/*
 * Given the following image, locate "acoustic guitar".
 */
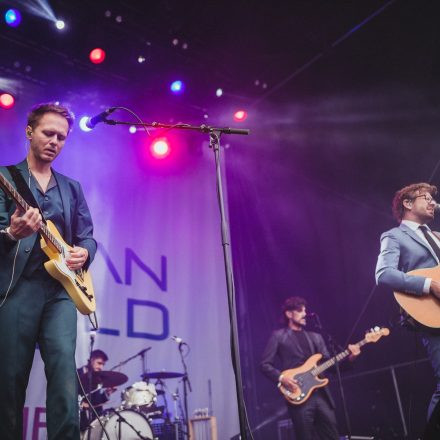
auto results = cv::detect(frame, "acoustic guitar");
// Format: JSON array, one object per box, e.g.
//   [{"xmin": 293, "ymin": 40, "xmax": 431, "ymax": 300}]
[
  {"xmin": 278, "ymin": 327, "xmax": 389, "ymax": 405},
  {"xmin": 394, "ymin": 265, "xmax": 440, "ymax": 328},
  {"xmin": 0, "ymin": 171, "xmax": 95, "ymax": 315}
]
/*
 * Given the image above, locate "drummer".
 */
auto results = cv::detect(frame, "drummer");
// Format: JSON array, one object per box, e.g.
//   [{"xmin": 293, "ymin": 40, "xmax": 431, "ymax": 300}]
[{"xmin": 77, "ymin": 349, "xmax": 116, "ymax": 431}]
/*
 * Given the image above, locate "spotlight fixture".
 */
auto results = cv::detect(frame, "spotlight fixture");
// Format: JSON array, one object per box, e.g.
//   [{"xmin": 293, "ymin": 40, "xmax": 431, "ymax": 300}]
[
  {"xmin": 170, "ymin": 80, "xmax": 184, "ymax": 94},
  {"xmin": 79, "ymin": 116, "xmax": 92, "ymax": 132},
  {"xmin": 151, "ymin": 138, "xmax": 170, "ymax": 159},
  {"xmin": 89, "ymin": 48, "xmax": 106, "ymax": 64},
  {"xmin": 233, "ymin": 110, "xmax": 248, "ymax": 122},
  {"xmin": 172, "ymin": 38, "xmax": 179, "ymax": 46},
  {"xmin": 0, "ymin": 93, "xmax": 16, "ymax": 109},
  {"xmin": 137, "ymin": 55, "xmax": 146, "ymax": 64},
  {"xmin": 129, "ymin": 126, "xmax": 137, "ymax": 134},
  {"xmin": 115, "ymin": 15, "xmax": 122, "ymax": 23},
  {"xmin": 216, "ymin": 88, "xmax": 223, "ymax": 97},
  {"xmin": 5, "ymin": 9, "xmax": 21, "ymax": 27},
  {"xmin": 55, "ymin": 20, "xmax": 65, "ymax": 30}
]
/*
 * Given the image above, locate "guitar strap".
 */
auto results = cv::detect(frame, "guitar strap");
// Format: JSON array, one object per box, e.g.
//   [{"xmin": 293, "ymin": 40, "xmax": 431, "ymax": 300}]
[
  {"xmin": 303, "ymin": 331, "xmax": 316, "ymax": 356},
  {"xmin": 6, "ymin": 165, "xmax": 47, "ymax": 224}
]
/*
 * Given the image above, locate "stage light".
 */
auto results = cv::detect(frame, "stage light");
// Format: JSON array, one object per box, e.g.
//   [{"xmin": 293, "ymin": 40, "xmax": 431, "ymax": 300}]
[
  {"xmin": 79, "ymin": 116, "xmax": 92, "ymax": 132},
  {"xmin": 170, "ymin": 80, "xmax": 184, "ymax": 94},
  {"xmin": 182, "ymin": 42, "xmax": 188, "ymax": 50},
  {"xmin": 216, "ymin": 88, "xmax": 223, "ymax": 97},
  {"xmin": 137, "ymin": 55, "xmax": 146, "ymax": 64},
  {"xmin": 129, "ymin": 126, "xmax": 137, "ymax": 134},
  {"xmin": 89, "ymin": 48, "xmax": 106, "ymax": 64},
  {"xmin": 233, "ymin": 110, "xmax": 248, "ymax": 122},
  {"xmin": 151, "ymin": 138, "xmax": 170, "ymax": 159},
  {"xmin": 5, "ymin": 9, "xmax": 21, "ymax": 27},
  {"xmin": 172, "ymin": 38, "xmax": 179, "ymax": 46},
  {"xmin": 55, "ymin": 20, "xmax": 65, "ymax": 30},
  {"xmin": 0, "ymin": 93, "xmax": 15, "ymax": 109}
]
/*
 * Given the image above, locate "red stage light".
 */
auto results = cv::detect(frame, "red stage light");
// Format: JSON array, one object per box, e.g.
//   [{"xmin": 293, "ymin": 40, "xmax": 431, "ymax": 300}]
[
  {"xmin": 233, "ymin": 110, "xmax": 248, "ymax": 122},
  {"xmin": 0, "ymin": 93, "xmax": 15, "ymax": 109},
  {"xmin": 151, "ymin": 138, "xmax": 170, "ymax": 159},
  {"xmin": 89, "ymin": 48, "xmax": 106, "ymax": 64}
]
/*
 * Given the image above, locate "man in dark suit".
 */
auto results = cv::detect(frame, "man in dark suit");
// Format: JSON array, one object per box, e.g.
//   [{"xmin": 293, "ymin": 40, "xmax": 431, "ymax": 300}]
[
  {"xmin": 261, "ymin": 296, "xmax": 360, "ymax": 440},
  {"xmin": 0, "ymin": 103, "xmax": 96, "ymax": 440},
  {"xmin": 376, "ymin": 182, "xmax": 440, "ymax": 419}
]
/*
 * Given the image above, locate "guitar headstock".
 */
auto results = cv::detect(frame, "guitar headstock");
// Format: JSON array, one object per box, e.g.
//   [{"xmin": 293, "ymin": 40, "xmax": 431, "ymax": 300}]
[{"xmin": 365, "ymin": 326, "xmax": 390, "ymax": 343}]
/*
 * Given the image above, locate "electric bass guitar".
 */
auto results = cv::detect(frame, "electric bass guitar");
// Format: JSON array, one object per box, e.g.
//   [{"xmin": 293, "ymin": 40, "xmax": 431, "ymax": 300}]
[
  {"xmin": 394, "ymin": 265, "xmax": 440, "ymax": 328},
  {"xmin": 0, "ymin": 171, "xmax": 96, "ymax": 315},
  {"xmin": 278, "ymin": 326, "xmax": 389, "ymax": 405}
]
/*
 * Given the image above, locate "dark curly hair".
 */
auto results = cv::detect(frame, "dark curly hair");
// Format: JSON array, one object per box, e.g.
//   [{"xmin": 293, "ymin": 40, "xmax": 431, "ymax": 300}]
[
  {"xmin": 281, "ymin": 296, "xmax": 307, "ymax": 325},
  {"xmin": 391, "ymin": 183, "xmax": 437, "ymax": 222}
]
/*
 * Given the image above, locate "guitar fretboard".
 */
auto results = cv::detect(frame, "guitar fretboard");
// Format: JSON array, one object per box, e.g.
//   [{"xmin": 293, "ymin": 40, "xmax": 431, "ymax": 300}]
[
  {"xmin": 311, "ymin": 338, "xmax": 369, "ymax": 376},
  {"xmin": 0, "ymin": 172, "xmax": 63, "ymax": 253}
]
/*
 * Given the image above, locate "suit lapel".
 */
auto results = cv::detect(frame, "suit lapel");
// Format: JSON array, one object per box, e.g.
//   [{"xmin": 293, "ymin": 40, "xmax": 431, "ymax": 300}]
[
  {"xmin": 400, "ymin": 223, "xmax": 438, "ymax": 261},
  {"xmin": 52, "ymin": 170, "xmax": 72, "ymax": 244}
]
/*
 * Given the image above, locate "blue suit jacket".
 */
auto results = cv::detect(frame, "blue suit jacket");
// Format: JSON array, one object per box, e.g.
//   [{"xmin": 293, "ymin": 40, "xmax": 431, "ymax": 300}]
[
  {"xmin": 0, "ymin": 160, "xmax": 97, "ymax": 296},
  {"xmin": 375, "ymin": 223, "xmax": 439, "ymax": 295}
]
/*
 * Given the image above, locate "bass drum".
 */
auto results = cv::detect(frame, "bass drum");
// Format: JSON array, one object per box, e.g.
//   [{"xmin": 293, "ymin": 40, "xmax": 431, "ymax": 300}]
[{"xmin": 81, "ymin": 409, "xmax": 153, "ymax": 440}]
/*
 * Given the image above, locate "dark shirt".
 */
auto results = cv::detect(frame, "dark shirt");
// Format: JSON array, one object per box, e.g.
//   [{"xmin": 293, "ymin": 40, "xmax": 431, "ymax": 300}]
[
  {"xmin": 22, "ymin": 173, "xmax": 65, "ymax": 277},
  {"xmin": 260, "ymin": 327, "xmax": 331, "ymax": 383}
]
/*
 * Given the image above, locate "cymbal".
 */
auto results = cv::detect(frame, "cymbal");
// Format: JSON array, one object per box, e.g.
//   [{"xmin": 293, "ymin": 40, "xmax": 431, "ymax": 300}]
[
  {"xmin": 142, "ymin": 371, "xmax": 184, "ymax": 379},
  {"xmin": 92, "ymin": 371, "xmax": 128, "ymax": 388}
]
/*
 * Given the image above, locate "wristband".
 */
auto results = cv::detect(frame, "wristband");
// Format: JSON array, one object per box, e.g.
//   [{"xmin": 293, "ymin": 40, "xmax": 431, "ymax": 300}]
[{"xmin": 1, "ymin": 227, "xmax": 18, "ymax": 241}]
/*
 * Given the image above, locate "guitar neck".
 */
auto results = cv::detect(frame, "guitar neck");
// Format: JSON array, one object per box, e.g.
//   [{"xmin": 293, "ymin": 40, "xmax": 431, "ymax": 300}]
[
  {"xmin": 0, "ymin": 172, "xmax": 63, "ymax": 253},
  {"xmin": 312, "ymin": 337, "xmax": 368, "ymax": 376}
]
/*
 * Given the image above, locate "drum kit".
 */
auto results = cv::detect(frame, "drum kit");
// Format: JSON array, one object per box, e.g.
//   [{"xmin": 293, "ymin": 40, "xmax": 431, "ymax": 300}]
[{"xmin": 80, "ymin": 369, "xmax": 186, "ymax": 440}]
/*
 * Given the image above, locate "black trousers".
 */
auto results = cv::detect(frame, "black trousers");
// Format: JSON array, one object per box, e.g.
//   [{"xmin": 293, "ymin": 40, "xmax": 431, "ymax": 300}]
[
  {"xmin": 287, "ymin": 390, "xmax": 339, "ymax": 440},
  {"xmin": 0, "ymin": 271, "xmax": 79, "ymax": 440}
]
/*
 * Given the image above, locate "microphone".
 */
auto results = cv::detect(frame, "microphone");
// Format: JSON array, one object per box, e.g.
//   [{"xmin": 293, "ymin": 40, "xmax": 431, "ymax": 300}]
[
  {"xmin": 171, "ymin": 335, "xmax": 187, "ymax": 345},
  {"xmin": 90, "ymin": 330, "xmax": 96, "ymax": 342},
  {"xmin": 85, "ymin": 107, "xmax": 116, "ymax": 129}
]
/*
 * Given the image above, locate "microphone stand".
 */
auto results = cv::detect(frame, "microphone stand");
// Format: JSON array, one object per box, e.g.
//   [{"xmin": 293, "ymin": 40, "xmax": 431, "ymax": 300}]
[
  {"xmin": 87, "ymin": 332, "xmax": 95, "ymax": 426},
  {"xmin": 177, "ymin": 342, "xmax": 192, "ymax": 439},
  {"xmin": 311, "ymin": 314, "xmax": 352, "ymax": 440},
  {"xmin": 109, "ymin": 347, "xmax": 151, "ymax": 372},
  {"xmin": 99, "ymin": 112, "xmax": 251, "ymax": 439}
]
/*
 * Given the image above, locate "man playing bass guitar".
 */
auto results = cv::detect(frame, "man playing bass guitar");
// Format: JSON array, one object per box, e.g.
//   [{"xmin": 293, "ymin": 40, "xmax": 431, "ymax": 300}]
[{"xmin": 261, "ymin": 296, "xmax": 360, "ymax": 440}]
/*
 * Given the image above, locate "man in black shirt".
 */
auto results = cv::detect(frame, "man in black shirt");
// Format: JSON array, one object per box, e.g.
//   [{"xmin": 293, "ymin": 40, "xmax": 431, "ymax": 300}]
[{"xmin": 261, "ymin": 296, "xmax": 360, "ymax": 440}]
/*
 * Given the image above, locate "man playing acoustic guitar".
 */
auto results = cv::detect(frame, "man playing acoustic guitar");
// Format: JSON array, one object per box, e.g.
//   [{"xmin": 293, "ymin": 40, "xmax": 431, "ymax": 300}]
[
  {"xmin": 376, "ymin": 182, "xmax": 440, "ymax": 420},
  {"xmin": 261, "ymin": 296, "xmax": 360, "ymax": 440},
  {"xmin": 0, "ymin": 103, "xmax": 96, "ymax": 440}
]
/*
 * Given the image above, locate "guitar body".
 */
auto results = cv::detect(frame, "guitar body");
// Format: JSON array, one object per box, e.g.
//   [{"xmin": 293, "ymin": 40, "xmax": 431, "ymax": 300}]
[
  {"xmin": 394, "ymin": 265, "xmax": 440, "ymax": 328},
  {"xmin": 279, "ymin": 353, "xmax": 329, "ymax": 405},
  {"xmin": 41, "ymin": 220, "xmax": 96, "ymax": 315}
]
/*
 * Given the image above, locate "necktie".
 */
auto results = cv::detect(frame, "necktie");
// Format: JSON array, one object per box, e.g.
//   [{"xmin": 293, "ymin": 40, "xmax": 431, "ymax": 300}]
[{"xmin": 419, "ymin": 225, "xmax": 440, "ymax": 261}]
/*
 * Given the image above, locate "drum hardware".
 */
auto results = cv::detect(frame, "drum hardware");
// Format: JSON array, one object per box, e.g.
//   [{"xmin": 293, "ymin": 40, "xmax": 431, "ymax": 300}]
[
  {"xmin": 122, "ymin": 381, "xmax": 158, "ymax": 410},
  {"xmin": 81, "ymin": 408, "xmax": 154, "ymax": 440},
  {"xmin": 142, "ymin": 371, "xmax": 184, "ymax": 380}
]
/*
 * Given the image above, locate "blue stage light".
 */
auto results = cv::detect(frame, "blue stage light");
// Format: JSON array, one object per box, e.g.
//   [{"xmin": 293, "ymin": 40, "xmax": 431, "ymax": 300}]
[
  {"xmin": 5, "ymin": 9, "xmax": 22, "ymax": 27},
  {"xmin": 170, "ymin": 80, "xmax": 184, "ymax": 94},
  {"xmin": 79, "ymin": 116, "xmax": 92, "ymax": 132}
]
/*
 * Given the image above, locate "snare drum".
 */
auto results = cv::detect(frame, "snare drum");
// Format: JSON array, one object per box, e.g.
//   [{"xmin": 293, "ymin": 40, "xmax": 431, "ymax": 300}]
[
  {"xmin": 121, "ymin": 381, "xmax": 157, "ymax": 408},
  {"xmin": 81, "ymin": 409, "xmax": 153, "ymax": 440}
]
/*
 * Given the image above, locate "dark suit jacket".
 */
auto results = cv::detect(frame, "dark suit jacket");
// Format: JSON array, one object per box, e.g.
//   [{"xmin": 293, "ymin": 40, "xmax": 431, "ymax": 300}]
[
  {"xmin": 261, "ymin": 327, "xmax": 335, "ymax": 407},
  {"xmin": 0, "ymin": 159, "xmax": 97, "ymax": 296}
]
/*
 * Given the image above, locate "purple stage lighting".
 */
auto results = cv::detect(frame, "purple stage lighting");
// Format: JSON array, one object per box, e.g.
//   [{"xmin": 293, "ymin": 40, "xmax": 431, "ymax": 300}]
[
  {"xmin": 170, "ymin": 80, "xmax": 184, "ymax": 94},
  {"xmin": 5, "ymin": 9, "xmax": 22, "ymax": 27}
]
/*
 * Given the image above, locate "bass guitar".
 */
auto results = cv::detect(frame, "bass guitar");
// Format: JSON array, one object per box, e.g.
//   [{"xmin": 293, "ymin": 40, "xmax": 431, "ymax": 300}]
[
  {"xmin": 278, "ymin": 326, "xmax": 389, "ymax": 405},
  {"xmin": 394, "ymin": 265, "xmax": 440, "ymax": 328},
  {"xmin": 0, "ymin": 171, "xmax": 95, "ymax": 315}
]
